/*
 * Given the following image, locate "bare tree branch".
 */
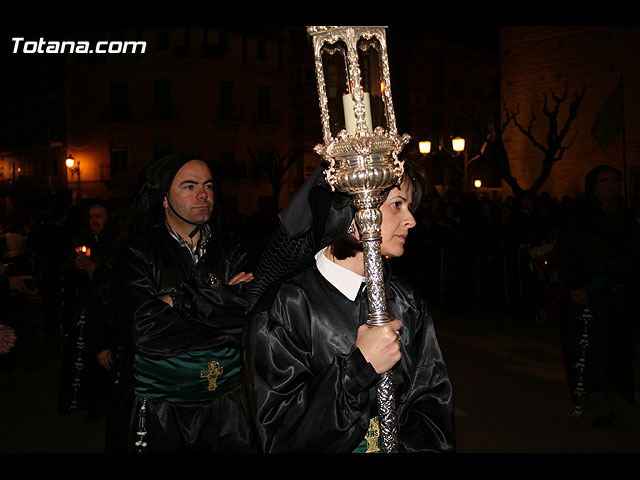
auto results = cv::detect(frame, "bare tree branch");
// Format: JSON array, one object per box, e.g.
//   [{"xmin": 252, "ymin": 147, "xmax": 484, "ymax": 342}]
[
  {"xmin": 248, "ymin": 147, "xmax": 298, "ymax": 211},
  {"xmin": 488, "ymin": 81, "xmax": 585, "ymax": 196}
]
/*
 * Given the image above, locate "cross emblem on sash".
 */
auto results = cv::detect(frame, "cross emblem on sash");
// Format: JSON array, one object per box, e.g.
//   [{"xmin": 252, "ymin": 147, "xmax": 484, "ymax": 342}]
[
  {"xmin": 365, "ymin": 417, "xmax": 381, "ymax": 453},
  {"xmin": 200, "ymin": 361, "xmax": 223, "ymax": 391}
]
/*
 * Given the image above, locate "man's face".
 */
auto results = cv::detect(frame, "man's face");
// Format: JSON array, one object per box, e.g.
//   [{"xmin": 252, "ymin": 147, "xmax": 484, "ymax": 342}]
[
  {"xmin": 593, "ymin": 170, "xmax": 621, "ymax": 205},
  {"xmin": 89, "ymin": 205, "xmax": 108, "ymax": 236},
  {"xmin": 163, "ymin": 159, "xmax": 215, "ymax": 226}
]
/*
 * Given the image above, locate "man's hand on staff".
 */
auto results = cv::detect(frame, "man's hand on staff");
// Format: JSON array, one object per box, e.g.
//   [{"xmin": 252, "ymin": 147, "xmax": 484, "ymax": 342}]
[{"xmin": 356, "ymin": 319, "xmax": 402, "ymax": 374}]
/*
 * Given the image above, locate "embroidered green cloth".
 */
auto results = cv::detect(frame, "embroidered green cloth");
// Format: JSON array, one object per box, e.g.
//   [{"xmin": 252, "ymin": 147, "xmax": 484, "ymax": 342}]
[{"xmin": 134, "ymin": 348, "xmax": 242, "ymax": 403}]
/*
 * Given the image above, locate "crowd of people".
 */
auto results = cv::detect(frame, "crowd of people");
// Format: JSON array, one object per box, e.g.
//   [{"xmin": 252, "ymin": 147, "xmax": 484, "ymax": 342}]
[
  {"xmin": 0, "ymin": 196, "xmax": 131, "ymax": 447},
  {"xmin": 395, "ymin": 165, "xmax": 639, "ymax": 429},
  {"xmin": 395, "ymin": 185, "xmax": 636, "ymax": 319},
  {"xmin": 0, "ymin": 157, "xmax": 638, "ymax": 450}
]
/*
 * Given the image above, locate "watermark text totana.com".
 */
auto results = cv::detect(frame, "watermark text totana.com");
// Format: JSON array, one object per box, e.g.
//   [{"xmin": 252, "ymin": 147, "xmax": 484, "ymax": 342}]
[{"xmin": 12, "ymin": 37, "xmax": 147, "ymax": 54}]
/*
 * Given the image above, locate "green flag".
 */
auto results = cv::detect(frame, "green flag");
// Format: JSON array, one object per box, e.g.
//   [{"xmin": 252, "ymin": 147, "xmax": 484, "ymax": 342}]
[{"xmin": 591, "ymin": 77, "xmax": 624, "ymax": 150}]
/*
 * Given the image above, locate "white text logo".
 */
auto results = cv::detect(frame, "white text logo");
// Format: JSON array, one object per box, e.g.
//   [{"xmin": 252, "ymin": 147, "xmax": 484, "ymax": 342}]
[{"xmin": 12, "ymin": 37, "xmax": 147, "ymax": 54}]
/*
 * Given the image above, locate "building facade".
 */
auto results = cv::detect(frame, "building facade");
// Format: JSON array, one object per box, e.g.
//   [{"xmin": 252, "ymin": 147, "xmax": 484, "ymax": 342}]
[
  {"xmin": 500, "ymin": 26, "xmax": 640, "ymax": 204},
  {"xmin": 1, "ymin": 25, "xmax": 501, "ymax": 220},
  {"xmin": 64, "ymin": 26, "xmax": 294, "ymax": 216}
]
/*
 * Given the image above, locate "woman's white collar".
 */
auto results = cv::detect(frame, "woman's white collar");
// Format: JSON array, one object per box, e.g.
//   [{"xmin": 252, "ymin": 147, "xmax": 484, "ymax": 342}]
[{"xmin": 315, "ymin": 247, "xmax": 364, "ymax": 301}]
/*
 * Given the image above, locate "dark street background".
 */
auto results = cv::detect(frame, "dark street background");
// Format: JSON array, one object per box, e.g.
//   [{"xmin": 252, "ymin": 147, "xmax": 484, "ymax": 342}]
[{"xmin": 2, "ymin": 291, "xmax": 640, "ymax": 454}]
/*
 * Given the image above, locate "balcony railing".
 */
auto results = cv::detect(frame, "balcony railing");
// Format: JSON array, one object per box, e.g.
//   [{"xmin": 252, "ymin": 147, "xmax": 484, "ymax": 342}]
[
  {"xmin": 100, "ymin": 164, "xmax": 132, "ymax": 181},
  {"xmin": 0, "ymin": 175, "xmax": 63, "ymax": 195}
]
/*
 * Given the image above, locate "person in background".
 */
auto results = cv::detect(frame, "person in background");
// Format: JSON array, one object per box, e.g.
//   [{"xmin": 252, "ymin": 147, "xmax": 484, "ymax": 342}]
[
  {"xmin": 2, "ymin": 219, "xmax": 25, "ymax": 262},
  {"xmin": 32, "ymin": 205, "xmax": 72, "ymax": 344},
  {"xmin": 559, "ymin": 165, "xmax": 638, "ymax": 430},
  {"xmin": 58, "ymin": 201, "xmax": 112, "ymax": 421},
  {"xmin": 85, "ymin": 203, "xmax": 135, "ymax": 451},
  {"xmin": 0, "ymin": 324, "xmax": 16, "ymax": 355}
]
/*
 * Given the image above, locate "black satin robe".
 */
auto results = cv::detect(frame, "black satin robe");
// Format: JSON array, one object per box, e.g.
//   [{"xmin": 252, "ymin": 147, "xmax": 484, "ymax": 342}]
[
  {"xmin": 112, "ymin": 222, "xmax": 255, "ymax": 452},
  {"xmin": 243, "ymin": 264, "xmax": 456, "ymax": 453}
]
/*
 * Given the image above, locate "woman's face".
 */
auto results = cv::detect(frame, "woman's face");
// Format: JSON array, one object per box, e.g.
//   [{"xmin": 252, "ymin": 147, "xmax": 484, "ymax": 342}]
[{"xmin": 379, "ymin": 180, "xmax": 416, "ymax": 257}]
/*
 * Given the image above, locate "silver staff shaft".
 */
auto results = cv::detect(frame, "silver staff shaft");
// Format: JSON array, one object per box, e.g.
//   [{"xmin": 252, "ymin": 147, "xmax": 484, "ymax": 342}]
[
  {"xmin": 354, "ymin": 191, "xmax": 399, "ymax": 453},
  {"xmin": 306, "ymin": 25, "xmax": 411, "ymax": 452}
]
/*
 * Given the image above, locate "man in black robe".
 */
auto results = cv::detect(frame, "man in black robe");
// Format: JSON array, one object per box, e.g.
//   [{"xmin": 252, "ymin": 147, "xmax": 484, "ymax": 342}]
[
  {"xmin": 559, "ymin": 165, "xmax": 638, "ymax": 429},
  {"xmin": 112, "ymin": 153, "xmax": 256, "ymax": 452}
]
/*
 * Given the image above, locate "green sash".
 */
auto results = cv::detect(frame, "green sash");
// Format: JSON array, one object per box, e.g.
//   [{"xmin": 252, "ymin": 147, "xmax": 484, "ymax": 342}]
[
  {"xmin": 353, "ymin": 416, "xmax": 381, "ymax": 453},
  {"xmin": 134, "ymin": 347, "xmax": 242, "ymax": 403}
]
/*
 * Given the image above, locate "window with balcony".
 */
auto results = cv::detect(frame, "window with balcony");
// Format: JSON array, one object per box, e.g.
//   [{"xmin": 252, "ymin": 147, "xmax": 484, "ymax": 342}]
[
  {"xmin": 220, "ymin": 81, "xmax": 234, "ymax": 121},
  {"xmin": 154, "ymin": 79, "xmax": 173, "ymax": 120},
  {"xmin": 257, "ymin": 39, "xmax": 266, "ymax": 61},
  {"xmin": 257, "ymin": 85, "xmax": 271, "ymax": 123},
  {"xmin": 153, "ymin": 136, "xmax": 173, "ymax": 162},
  {"xmin": 109, "ymin": 81, "xmax": 129, "ymax": 121},
  {"xmin": 156, "ymin": 30, "xmax": 169, "ymax": 51},
  {"xmin": 110, "ymin": 150, "xmax": 128, "ymax": 179}
]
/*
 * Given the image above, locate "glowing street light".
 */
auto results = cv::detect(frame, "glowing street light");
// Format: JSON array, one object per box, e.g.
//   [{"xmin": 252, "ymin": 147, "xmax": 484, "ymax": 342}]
[
  {"xmin": 452, "ymin": 136, "xmax": 465, "ymax": 152},
  {"xmin": 65, "ymin": 154, "xmax": 75, "ymax": 168},
  {"xmin": 65, "ymin": 152, "xmax": 82, "ymax": 201},
  {"xmin": 66, "ymin": 154, "xmax": 80, "ymax": 178}
]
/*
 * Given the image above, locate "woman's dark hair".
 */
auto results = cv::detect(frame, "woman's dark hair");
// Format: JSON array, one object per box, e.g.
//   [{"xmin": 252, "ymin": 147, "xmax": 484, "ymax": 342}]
[{"xmin": 330, "ymin": 156, "xmax": 425, "ymax": 260}]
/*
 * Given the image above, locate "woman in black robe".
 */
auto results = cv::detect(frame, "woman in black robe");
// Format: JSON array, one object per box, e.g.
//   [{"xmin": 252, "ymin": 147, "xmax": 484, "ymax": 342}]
[{"xmin": 242, "ymin": 159, "xmax": 455, "ymax": 453}]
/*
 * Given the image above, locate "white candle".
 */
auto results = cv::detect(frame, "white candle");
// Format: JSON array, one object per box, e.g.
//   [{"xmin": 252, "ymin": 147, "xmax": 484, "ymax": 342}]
[{"xmin": 342, "ymin": 92, "xmax": 373, "ymax": 135}]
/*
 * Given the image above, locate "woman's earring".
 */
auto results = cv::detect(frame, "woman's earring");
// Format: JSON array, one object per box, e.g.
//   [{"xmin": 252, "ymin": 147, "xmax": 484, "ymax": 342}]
[{"xmin": 347, "ymin": 223, "xmax": 356, "ymax": 235}]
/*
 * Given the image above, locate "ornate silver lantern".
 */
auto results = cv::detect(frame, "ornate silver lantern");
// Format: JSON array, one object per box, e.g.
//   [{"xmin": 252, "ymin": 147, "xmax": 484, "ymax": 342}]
[{"xmin": 307, "ymin": 25, "xmax": 411, "ymax": 453}]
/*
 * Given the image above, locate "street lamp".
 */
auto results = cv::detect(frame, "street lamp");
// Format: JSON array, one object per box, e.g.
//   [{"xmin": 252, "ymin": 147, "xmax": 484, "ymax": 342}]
[
  {"xmin": 419, "ymin": 136, "xmax": 464, "ymax": 156},
  {"xmin": 450, "ymin": 137, "xmax": 479, "ymax": 192},
  {"xmin": 450, "ymin": 136, "xmax": 468, "ymax": 184},
  {"xmin": 65, "ymin": 153, "xmax": 82, "ymax": 202},
  {"xmin": 452, "ymin": 136, "xmax": 465, "ymax": 153},
  {"xmin": 418, "ymin": 136, "xmax": 465, "ymax": 196},
  {"xmin": 65, "ymin": 154, "xmax": 80, "ymax": 179},
  {"xmin": 421, "ymin": 135, "xmax": 485, "ymax": 193}
]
